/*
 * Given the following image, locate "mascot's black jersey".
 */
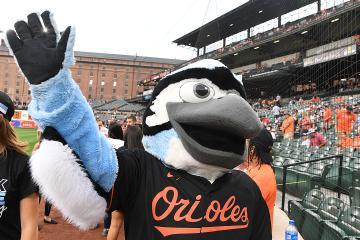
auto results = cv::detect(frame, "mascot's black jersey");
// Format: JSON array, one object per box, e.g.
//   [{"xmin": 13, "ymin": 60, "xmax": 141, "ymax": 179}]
[{"xmin": 110, "ymin": 149, "xmax": 271, "ymax": 240}]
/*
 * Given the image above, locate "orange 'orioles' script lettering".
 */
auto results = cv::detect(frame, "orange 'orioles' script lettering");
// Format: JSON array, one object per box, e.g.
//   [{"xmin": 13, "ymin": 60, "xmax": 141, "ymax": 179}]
[{"xmin": 152, "ymin": 186, "xmax": 249, "ymax": 236}]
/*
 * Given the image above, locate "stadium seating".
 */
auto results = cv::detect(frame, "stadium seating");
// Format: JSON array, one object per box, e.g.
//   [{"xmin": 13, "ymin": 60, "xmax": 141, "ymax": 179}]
[
  {"xmin": 352, "ymin": 171, "xmax": 360, "ymax": 188},
  {"xmin": 296, "ymin": 163, "xmax": 326, "ymax": 196},
  {"xmin": 349, "ymin": 187, "xmax": 360, "ymax": 207},
  {"xmin": 97, "ymin": 99, "xmax": 128, "ymax": 111},
  {"xmin": 302, "ymin": 197, "xmax": 345, "ymax": 240},
  {"xmin": 321, "ymin": 206, "xmax": 360, "ymax": 240},
  {"xmin": 286, "ymin": 163, "xmax": 310, "ymax": 196},
  {"xmin": 288, "ymin": 189, "xmax": 325, "ymax": 230},
  {"xmin": 273, "ymin": 159, "xmax": 298, "ymax": 188},
  {"xmin": 323, "ymin": 164, "xmax": 353, "ymax": 193}
]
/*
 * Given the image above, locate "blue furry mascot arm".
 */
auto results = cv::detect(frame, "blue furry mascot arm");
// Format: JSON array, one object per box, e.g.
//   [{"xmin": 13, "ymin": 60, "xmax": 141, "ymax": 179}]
[{"xmin": 6, "ymin": 11, "xmax": 118, "ymax": 229}]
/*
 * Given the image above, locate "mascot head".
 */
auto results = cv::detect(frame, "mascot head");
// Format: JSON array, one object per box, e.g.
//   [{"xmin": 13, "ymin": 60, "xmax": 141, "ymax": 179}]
[{"xmin": 142, "ymin": 59, "xmax": 262, "ymax": 181}]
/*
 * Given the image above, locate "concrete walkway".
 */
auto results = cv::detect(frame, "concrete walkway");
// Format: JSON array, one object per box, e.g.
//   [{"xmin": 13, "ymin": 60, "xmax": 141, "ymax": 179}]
[{"xmin": 273, "ymin": 207, "xmax": 304, "ymax": 240}]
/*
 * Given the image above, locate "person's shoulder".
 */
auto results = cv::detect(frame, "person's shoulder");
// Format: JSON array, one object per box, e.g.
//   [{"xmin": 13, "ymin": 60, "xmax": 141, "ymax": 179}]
[
  {"xmin": 116, "ymin": 149, "xmax": 159, "ymax": 164},
  {"xmin": 7, "ymin": 149, "xmax": 29, "ymax": 161},
  {"xmin": 259, "ymin": 164, "xmax": 276, "ymax": 179},
  {"xmin": 230, "ymin": 170, "xmax": 261, "ymax": 190},
  {"xmin": 5, "ymin": 149, "xmax": 30, "ymax": 169}
]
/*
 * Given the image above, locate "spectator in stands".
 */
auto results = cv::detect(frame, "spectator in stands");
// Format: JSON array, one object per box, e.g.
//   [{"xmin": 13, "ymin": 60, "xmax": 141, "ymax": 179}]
[
  {"xmin": 311, "ymin": 95, "xmax": 320, "ymax": 103},
  {"xmin": 323, "ymin": 104, "xmax": 332, "ymax": 131},
  {"xmin": 300, "ymin": 112, "xmax": 311, "ymax": 135},
  {"xmin": 276, "ymin": 94, "xmax": 281, "ymax": 103},
  {"xmin": 261, "ymin": 115, "xmax": 270, "ymax": 126},
  {"xmin": 126, "ymin": 115, "xmax": 137, "ymax": 127},
  {"xmin": 237, "ymin": 128, "xmax": 276, "ymax": 227},
  {"xmin": 293, "ymin": 109, "xmax": 299, "ymax": 127},
  {"xmin": 281, "ymin": 112, "xmax": 295, "ymax": 139},
  {"xmin": 298, "ymin": 97, "xmax": 304, "ymax": 106},
  {"xmin": 336, "ymin": 105, "xmax": 357, "ymax": 137},
  {"xmin": 97, "ymin": 120, "xmax": 109, "ymax": 137},
  {"xmin": 272, "ymin": 103, "xmax": 281, "ymax": 119},
  {"xmin": 301, "ymin": 134, "xmax": 311, "ymax": 147},
  {"xmin": 336, "ymin": 104, "xmax": 346, "ymax": 114},
  {"xmin": 309, "ymin": 128, "xmax": 327, "ymax": 148}
]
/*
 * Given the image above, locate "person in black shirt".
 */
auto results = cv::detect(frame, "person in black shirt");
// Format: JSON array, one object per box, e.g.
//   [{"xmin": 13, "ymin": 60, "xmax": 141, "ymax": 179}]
[{"xmin": 0, "ymin": 91, "xmax": 39, "ymax": 240}]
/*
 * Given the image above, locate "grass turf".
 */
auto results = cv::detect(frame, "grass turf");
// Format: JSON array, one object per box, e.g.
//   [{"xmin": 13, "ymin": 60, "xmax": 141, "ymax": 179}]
[{"xmin": 15, "ymin": 128, "xmax": 38, "ymax": 155}]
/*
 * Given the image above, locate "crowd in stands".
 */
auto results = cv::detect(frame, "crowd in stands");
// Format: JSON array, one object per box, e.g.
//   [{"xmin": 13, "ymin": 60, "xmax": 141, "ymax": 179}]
[
  {"xmin": 265, "ymin": 93, "xmax": 360, "ymax": 239},
  {"xmin": 254, "ymin": 93, "xmax": 360, "ymax": 150},
  {"xmin": 14, "ymin": 101, "xmax": 30, "ymax": 110}
]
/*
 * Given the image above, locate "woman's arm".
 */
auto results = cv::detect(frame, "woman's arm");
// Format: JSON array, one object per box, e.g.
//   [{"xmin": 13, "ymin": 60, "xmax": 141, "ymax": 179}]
[
  {"xmin": 20, "ymin": 193, "xmax": 39, "ymax": 240},
  {"xmin": 107, "ymin": 211, "xmax": 125, "ymax": 240}
]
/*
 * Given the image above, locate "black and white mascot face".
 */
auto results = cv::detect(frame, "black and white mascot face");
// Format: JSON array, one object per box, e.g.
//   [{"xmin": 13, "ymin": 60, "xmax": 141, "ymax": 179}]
[{"xmin": 143, "ymin": 59, "xmax": 262, "ymax": 182}]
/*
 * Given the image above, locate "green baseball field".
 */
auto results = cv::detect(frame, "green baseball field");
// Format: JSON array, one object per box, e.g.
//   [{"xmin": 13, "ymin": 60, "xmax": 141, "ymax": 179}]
[{"xmin": 15, "ymin": 128, "xmax": 38, "ymax": 155}]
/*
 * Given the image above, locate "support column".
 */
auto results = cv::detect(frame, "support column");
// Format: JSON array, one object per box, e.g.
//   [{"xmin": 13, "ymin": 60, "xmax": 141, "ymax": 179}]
[{"xmin": 278, "ymin": 16, "xmax": 281, "ymax": 27}]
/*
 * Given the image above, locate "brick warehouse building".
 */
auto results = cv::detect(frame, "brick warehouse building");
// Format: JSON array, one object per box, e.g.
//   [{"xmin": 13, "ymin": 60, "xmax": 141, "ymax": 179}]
[{"xmin": 0, "ymin": 42, "xmax": 184, "ymax": 104}]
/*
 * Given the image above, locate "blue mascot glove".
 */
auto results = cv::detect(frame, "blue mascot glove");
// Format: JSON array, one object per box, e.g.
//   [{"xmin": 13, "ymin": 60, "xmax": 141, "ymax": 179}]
[{"xmin": 6, "ymin": 11, "xmax": 70, "ymax": 85}]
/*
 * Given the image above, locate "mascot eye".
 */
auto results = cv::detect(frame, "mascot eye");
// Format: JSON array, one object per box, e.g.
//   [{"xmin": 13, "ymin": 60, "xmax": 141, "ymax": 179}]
[{"xmin": 179, "ymin": 82, "xmax": 214, "ymax": 103}]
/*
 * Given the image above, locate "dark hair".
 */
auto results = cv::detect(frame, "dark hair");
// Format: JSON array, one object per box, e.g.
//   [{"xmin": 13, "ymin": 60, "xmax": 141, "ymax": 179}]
[
  {"xmin": 127, "ymin": 115, "xmax": 137, "ymax": 122},
  {"xmin": 0, "ymin": 114, "xmax": 27, "ymax": 156},
  {"xmin": 124, "ymin": 125, "xmax": 144, "ymax": 150},
  {"xmin": 108, "ymin": 123, "xmax": 123, "ymax": 140}
]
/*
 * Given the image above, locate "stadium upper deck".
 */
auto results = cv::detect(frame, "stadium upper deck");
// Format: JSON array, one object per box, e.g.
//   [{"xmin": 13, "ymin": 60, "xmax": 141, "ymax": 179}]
[
  {"xmin": 174, "ymin": 0, "xmax": 318, "ymax": 49},
  {"xmin": 173, "ymin": 0, "xmax": 359, "ymax": 68},
  {"xmin": 138, "ymin": 0, "xmax": 359, "ymax": 101}
]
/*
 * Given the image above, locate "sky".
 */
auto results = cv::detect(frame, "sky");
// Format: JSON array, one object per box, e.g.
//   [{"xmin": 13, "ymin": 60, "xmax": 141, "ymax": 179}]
[{"xmin": 0, "ymin": 0, "xmax": 249, "ymax": 61}]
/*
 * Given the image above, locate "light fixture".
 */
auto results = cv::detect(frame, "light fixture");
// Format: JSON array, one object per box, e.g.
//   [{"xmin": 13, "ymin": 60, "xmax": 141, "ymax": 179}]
[
  {"xmin": 254, "ymin": 46, "xmax": 260, "ymax": 50},
  {"xmin": 234, "ymin": 53, "xmax": 238, "ymax": 56},
  {"xmin": 229, "ymin": 23, "xmax": 234, "ymax": 27},
  {"xmin": 258, "ymin": 10, "xmax": 263, "ymax": 13},
  {"xmin": 301, "ymin": 30, "xmax": 308, "ymax": 34},
  {"xmin": 274, "ymin": 40, "xmax": 280, "ymax": 43},
  {"xmin": 207, "ymin": 34, "xmax": 211, "ymax": 37},
  {"xmin": 331, "ymin": 18, "xmax": 339, "ymax": 23}
]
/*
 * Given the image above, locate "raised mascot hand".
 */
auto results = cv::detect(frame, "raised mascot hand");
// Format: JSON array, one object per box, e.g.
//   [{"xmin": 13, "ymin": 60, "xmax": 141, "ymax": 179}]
[{"xmin": 6, "ymin": 11, "xmax": 73, "ymax": 84}]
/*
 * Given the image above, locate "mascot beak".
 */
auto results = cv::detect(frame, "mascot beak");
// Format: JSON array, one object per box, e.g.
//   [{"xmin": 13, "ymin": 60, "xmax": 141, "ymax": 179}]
[{"xmin": 166, "ymin": 94, "xmax": 262, "ymax": 169}]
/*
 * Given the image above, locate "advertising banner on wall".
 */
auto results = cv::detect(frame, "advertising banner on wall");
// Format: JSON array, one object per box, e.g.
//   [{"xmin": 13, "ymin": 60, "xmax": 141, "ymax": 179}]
[{"xmin": 11, "ymin": 110, "xmax": 37, "ymax": 129}]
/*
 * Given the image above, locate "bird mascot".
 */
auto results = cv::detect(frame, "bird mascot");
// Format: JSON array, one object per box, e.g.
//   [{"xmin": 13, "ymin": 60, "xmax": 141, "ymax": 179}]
[{"xmin": 6, "ymin": 11, "xmax": 271, "ymax": 239}]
